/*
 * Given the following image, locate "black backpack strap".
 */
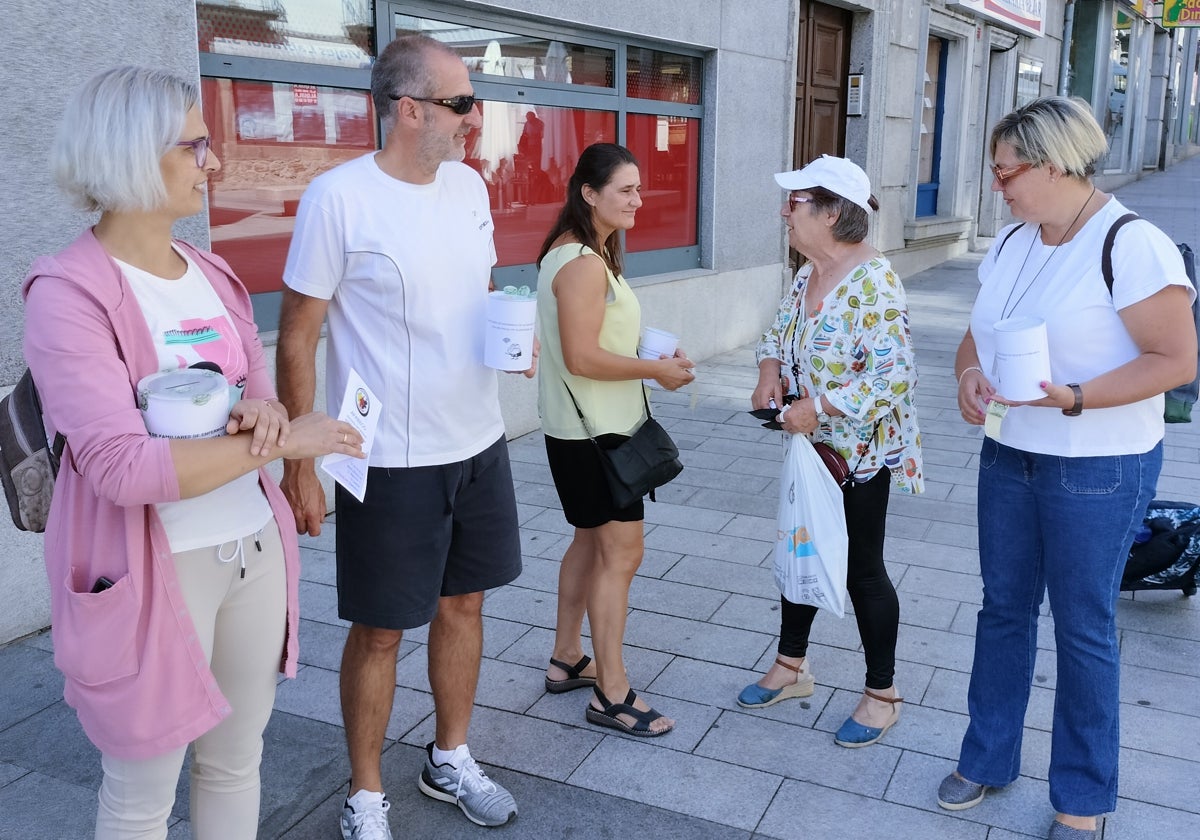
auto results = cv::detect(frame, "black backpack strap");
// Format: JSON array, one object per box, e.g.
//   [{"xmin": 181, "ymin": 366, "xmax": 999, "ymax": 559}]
[
  {"xmin": 1102, "ymin": 213, "xmax": 1141, "ymax": 297},
  {"xmin": 996, "ymin": 223, "xmax": 1024, "ymax": 255}
]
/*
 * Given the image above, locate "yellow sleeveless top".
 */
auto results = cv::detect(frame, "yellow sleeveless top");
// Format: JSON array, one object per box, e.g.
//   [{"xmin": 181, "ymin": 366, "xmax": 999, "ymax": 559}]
[{"xmin": 536, "ymin": 243, "xmax": 645, "ymax": 439}]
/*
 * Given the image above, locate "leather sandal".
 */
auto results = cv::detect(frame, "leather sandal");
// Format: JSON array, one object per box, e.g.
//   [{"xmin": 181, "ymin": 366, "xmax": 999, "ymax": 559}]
[
  {"xmin": 585, "ymin": 685, "xmax": 673, "ymax": 737},
  {"xmin": 544, "ymin": 655, "xmax": 596, "ymax": 694},
  {"xmin": 834, "ymin": 688, "xmax": 903, "ymax": 748},
  {"xmin": 736, "ymin": 657, "xmax": 815, "ymax": 709}
]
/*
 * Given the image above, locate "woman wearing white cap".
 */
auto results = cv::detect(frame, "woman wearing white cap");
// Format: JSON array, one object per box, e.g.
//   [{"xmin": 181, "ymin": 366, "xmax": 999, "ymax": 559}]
[{"xmin": 737, "ymin": 155, "xmax": 923, "ymax": 749}]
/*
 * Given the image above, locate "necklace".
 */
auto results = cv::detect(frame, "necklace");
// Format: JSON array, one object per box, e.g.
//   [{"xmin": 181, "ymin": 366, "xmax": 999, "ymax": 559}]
[{"xmin": 1000, "ymin": 186, "xmax": 1096, "ymax": 319}]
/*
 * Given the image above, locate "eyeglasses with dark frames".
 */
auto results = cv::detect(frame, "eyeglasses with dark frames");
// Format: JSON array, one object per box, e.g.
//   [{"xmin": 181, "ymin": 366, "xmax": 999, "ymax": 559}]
[
  {"xmin": 786, "ymin": 193, "xmax": 816, "ymax": 211},
  {"xmin": 388, "ymin": 93, "xmax": 478, "ymax": 115},
  {"xmin": 990, "ymin": 161, "xmax": 1035, "ymax": 186},
  {"xmin": 176, "ymin": 136, "xmax": 211, "ymax": 168}
]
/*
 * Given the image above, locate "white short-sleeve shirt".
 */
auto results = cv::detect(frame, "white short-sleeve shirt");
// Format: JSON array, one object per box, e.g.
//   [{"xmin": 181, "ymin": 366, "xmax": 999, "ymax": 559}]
[
  {"xmin": 283, "ymin": 155, "xmax": 504, "ymax": 467},
  {"xmin": 971, "ymin": 197, "xmax": 1193, "ymax": 457}
]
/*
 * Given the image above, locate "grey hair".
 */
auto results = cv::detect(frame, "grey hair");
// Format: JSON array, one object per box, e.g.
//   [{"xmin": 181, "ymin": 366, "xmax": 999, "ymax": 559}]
[
  {"xmin": 806, "ymin": 187, "xmax": 876, "ymax": 243},
  {"xmin": 989, "ymin": 96, "xmax": 1108, "ymax": 178},
  {"xmin": 51, "ymin": 66, "xmax": 197, "ymax": 213},
  {"xmin": 371, "ymin": 34, "xmax": 460, "ymax": 128}
]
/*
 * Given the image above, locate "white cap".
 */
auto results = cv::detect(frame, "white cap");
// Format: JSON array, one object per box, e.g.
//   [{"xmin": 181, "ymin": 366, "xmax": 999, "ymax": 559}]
[{"xmin": 774, "ymin": 154, "xmax": 873, "ymax": 213}]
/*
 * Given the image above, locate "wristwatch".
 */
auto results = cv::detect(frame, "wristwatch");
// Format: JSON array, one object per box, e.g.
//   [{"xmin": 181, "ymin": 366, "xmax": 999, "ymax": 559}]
[
  {"xmin": 814, "ymin": 396, "xmax": 831, "ymax": 424},
  {"xmin": 1062, "ymin": 383, "xmax": 1084, "ymax": 417}
]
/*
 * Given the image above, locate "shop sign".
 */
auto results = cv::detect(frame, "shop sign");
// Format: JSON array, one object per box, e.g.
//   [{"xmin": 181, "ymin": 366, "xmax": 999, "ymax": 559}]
[
  {"xmin": 293, "ymin": 85, "xmax": 319, "ymax": 107},
  {"xmin": 1162, "ymin": 0, "xmax": 1200, "ymax": 27},
  {"xmin": 948, "ymin": 0, "xmax": 1046, "ymax": 38}
]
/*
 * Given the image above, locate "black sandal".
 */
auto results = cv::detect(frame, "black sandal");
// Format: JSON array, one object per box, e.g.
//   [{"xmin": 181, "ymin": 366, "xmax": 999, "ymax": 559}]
[
  {"xmin": 545, "ymin": 655, "xmax": 597, "ymax": 694},
  {"xmin": 585, "ymin": 685, "xmax": 673, "ymax": 737}
]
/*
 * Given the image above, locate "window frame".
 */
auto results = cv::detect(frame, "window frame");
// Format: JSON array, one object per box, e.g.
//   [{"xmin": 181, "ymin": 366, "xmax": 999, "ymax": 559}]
[
  {"xmin": 199, "ymin": 1, "xmax": 708, "ymax": 325},
  {"xmin": 383, "ymin": 1, "xmax": 705, "ymax": 285}
]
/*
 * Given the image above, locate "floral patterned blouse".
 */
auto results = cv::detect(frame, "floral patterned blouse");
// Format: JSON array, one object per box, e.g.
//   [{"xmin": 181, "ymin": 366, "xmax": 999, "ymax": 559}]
[{"xmin": 757, "ymin": 256, "xmax": 924, "ymax": 494}]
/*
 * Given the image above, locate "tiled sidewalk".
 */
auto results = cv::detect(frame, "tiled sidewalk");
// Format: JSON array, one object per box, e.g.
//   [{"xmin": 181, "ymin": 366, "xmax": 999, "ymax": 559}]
[{"xmin": 2, "ymin": 155, "xmax": 1199, "ymax": 838}]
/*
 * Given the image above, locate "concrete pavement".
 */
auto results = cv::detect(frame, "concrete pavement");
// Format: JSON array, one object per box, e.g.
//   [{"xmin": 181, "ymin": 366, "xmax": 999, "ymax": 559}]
[{"xmin": 2, "ymin": 154, "xmax": 1199, "ymax": 839}]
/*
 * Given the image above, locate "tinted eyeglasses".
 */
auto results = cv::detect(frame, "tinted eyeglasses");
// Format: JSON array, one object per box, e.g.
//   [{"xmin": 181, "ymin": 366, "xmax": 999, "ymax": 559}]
[
  {"xmin": 388, "ymin": 93, "xmax": 478, "ymax": 115},
  {"xmin": 176, "ymin": 136, "xmax": 211, "ymax": 168},
  {"xmin": 990, "ymin": 161, "xmax": 1035, "ymax": 186},
  {"xmin": 786, "ymin": 193, "xmax": 815, "ymax": 211}
]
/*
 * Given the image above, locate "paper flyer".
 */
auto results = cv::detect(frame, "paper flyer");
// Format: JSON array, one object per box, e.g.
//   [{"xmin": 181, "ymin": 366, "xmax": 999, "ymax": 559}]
[{"xmin": 319, "ymin": 368, "xmax": 380, "ymax": 503}]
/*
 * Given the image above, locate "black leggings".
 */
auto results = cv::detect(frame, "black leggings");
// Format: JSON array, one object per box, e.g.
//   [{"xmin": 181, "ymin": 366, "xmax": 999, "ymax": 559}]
[{"xmin": 777, "ymin": 466, "xmax": 897, "ymax": 690}]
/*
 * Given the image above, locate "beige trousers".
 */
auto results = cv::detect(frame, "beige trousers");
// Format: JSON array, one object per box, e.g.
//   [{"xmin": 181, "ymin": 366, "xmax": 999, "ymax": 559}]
[{"xmin": 95, "ymin": 519, "xmax": 287, "ymax": 840}]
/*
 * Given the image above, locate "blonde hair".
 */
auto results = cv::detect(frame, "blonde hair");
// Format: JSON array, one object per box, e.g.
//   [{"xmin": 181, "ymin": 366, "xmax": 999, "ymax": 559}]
[
  {"xmin": 51, "ymin": 66, "xmax": 197, "ymax": 213},
  {"xmin": 989, "ymin": 96, "xmax": 1108, "ymax": 178}
]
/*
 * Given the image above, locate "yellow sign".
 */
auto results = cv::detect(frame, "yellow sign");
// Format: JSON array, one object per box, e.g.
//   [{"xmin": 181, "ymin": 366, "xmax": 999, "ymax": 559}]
[{"xmin": 1162, "ymin": 0, "xmax": 1200, "ymax": 27}]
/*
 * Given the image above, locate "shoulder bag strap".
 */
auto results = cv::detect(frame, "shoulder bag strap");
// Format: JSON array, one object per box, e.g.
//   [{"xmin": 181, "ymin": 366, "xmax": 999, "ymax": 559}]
[
  {"xmin": 561, "ymin": 374, "xmax": 653, "ymax": 443},
  {"xmin": 1102, "ymin": 212, "xmax": 1141, "ymax": 298}
]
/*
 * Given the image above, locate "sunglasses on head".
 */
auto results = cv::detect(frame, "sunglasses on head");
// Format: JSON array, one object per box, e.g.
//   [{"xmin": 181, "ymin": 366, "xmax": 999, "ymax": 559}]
[
  {"xmin": 990, "ymin": 161, "xmax": 1035, "ymax": 186},
  {"xmin": 388, "ymin": 93, "xmax": 477, "ymax": 115}
]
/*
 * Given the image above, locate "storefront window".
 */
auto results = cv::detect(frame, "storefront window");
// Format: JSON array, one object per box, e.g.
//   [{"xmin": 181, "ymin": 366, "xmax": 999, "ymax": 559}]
[
  {"xmin": 1016, "ymin": 57, "xmax": 1042, "ymax": 108},
  {"xmin": 625, "ymin": 114, "xmax": 699, "ymax": 252},
  {"xmin": 394, "ymin": 15, "xmax": 615, "ymax": 88},
  {"xmin": 627, "ymin": 48, "xmax": 702, "ymax": 104},
  {"xmin": 201, "ymin": 77, "xmax": 378, "ymax": 295},
  {"xmin": 916, "ymin": 37, "xmax": 947, "ymax": 217},
  {"xmin": 1102, "ymin": 14, "xmax": 1131, "ymax": 172},
  {"xmin": 467, "ymin": 105, "xmax": 617, "ymax": 267},
  {"xmin": 197, "ymin": 0, "xmax": 374, "ymax": 67}
]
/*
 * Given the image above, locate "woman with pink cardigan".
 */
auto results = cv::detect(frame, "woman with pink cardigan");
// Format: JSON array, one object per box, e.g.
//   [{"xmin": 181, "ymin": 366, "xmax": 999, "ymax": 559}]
[{"xmin": 23, "ymin": 66, "xmax": 363, "ymax": 840}]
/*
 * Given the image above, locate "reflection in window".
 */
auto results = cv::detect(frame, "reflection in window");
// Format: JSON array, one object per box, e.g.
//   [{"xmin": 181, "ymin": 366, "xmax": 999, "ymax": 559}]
[
  {"xmin": 625, "ymin": 114, "xmax": 699, "ymax": 252},
  {"xmin": 465, "ymin": 106, "xmax": 617, "ymax": 267},
  {"xmin": 201, "ymin": 78, "xmax": 378, "ymax": 294},
  {"xmin": 626, "ymin": 48, "xmax": 702, "ymax": 104},
  {"xmin": 1103, "ymin": 13, "xmax": 1132, "ymax": 171},
  {"xmin": 197, "ymin": 0, "xmax": 373, "ymax": 67},
  {"xmin": 1016, "ymin": 57, "xmax": 1042, "ymax": 108},
  {"xmin": 394, "ymin": 14, "xmax": 615, "ymax": 88}
]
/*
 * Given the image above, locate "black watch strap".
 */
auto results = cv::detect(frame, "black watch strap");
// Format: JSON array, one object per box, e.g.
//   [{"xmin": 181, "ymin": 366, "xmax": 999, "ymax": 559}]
[{"xmin": 1062, "ymin": 383, "xmax": 1083, "ymax": 416}]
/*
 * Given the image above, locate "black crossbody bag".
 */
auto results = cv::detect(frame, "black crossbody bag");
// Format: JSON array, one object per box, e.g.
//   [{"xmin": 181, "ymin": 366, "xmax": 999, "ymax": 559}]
[{"xmin": 562, "ymin": 380, "xmax": 683, "ymax": 508}]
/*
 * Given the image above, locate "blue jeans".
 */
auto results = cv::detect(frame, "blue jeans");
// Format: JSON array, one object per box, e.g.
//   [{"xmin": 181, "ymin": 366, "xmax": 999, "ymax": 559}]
[{"xmin": 957, "ymin": 437, "xmax": 1160, "ymax": 816}]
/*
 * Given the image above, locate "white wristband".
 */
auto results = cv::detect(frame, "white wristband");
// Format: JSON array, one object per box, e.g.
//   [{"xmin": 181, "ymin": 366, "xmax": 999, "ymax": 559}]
[{"xmin": 957, "ymin": 365, "xmax": 984, "ymax": 384}]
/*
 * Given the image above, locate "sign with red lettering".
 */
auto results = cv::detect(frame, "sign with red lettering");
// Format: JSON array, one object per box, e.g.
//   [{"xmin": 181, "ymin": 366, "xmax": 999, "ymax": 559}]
[{"xmin": 293, "ymin": 85, "xmax": 319, "ymax": 107}]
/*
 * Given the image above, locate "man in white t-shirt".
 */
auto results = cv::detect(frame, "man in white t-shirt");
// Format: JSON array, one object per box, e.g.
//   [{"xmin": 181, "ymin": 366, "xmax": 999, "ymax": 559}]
[{"xmin": 277, "ymin": 34, "xmax": 531, "ymax": 839}]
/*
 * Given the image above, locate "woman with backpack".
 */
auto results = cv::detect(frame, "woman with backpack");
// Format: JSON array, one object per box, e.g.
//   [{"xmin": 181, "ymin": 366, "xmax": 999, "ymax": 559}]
[
  {"xmin": 944, "ymin": 96, "xmax": 1195, "ymax": 840},
  {"xmin": 22, "ymin": 66, "xmax": 364, "ymax": 839}
]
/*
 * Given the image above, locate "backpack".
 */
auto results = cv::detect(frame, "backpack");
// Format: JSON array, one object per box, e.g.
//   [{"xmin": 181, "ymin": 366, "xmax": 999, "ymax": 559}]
[
  {"xmin": 1122, "ymin": 499, "xmax": 1200, "ymax": 596},
  {"xmin": 0, "ymin": 369, "xmax": 65, "ymax": 532},
  {"xmin": 997, "ymin": 215, "xmax": 1198, "ymax": 421}
]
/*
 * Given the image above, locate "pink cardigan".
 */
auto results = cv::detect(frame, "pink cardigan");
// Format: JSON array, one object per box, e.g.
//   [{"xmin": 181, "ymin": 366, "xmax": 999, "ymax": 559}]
[{"xmin": 22, "ymin": 230, "xmax": 301, "ymax": 760}]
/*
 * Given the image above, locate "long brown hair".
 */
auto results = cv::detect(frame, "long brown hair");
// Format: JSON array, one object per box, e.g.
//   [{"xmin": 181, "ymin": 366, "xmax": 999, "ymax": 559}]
[{"xmin": 536, "ymin": 143, "xmax": 639, "ymax": 276}]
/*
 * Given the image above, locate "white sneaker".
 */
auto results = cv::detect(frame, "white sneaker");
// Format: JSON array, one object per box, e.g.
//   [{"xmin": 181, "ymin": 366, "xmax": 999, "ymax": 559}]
[
  {"xmin": 417, "ymin": 742, "xmax": 517, "ymax": 827},
  {"xmin": 340, "ymin": 790, "xmax": 392, "ymax": 840}
]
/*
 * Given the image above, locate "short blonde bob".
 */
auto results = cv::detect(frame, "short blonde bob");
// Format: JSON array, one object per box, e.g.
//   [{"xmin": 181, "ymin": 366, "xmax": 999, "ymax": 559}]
[
  {"xmin": 51, "ymin": 66, "xmax": 198, "ymax": 213},
  {"xmin": 989, "ymin": 96, "xmax": 1108, "ymax": 179}
]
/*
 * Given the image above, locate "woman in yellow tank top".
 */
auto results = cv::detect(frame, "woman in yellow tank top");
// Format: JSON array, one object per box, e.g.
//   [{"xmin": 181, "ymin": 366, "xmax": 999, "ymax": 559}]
[{"xmin": 534, "ymin": 143, "xmax": 694, "ymax": 736}]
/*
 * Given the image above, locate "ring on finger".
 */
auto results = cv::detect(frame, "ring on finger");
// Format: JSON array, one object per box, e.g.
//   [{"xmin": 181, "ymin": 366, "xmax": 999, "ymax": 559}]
[{"xmin": 341, "ymin": 432, "xmax": 346, "ymax": 445}]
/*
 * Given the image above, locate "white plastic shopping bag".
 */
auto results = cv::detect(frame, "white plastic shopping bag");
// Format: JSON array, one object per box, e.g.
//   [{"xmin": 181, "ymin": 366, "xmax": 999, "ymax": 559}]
[{"xmin": 773, "ymin": 435, "xmax": 849, "ymax": 617}]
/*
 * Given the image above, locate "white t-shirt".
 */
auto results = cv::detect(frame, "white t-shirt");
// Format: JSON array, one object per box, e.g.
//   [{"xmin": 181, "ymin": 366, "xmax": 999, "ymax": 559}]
[
  {"xmin": 119, "ymin": 249, "xmax": 273, "ymax": 552},
  {"xmin": 283, "ymin": 154, "xmax": 504, "ymax": 467},
  {"xmin": 971, "ymin": 197, "xmax": 1193, "ymax": 456}
]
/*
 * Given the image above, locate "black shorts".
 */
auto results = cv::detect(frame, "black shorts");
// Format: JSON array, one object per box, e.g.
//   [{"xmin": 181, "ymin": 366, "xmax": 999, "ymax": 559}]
[
  {"xmin": 544, "ymin": 434, "xmax": 645, "ymax": 529},
  {"xmin": 335, "ymin": 435, "xmax": 523, "ymax": 630}
]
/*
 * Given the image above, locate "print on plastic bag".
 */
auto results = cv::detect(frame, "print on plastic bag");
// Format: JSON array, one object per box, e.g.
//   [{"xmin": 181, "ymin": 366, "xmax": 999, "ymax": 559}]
[{"xmin": 773, "ymin": 435, "xmax": 849, "ymax": 617}]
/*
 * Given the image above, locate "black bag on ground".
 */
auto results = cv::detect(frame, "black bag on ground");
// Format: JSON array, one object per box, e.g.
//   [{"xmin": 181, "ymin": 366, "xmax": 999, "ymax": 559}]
[
  {"xmin": 1122, "ymin": 500, "xmax": 1200, "ymax": 597},
  {"xmin": 1, "ymin": 369, "xmax": 65, "ymax": 532},
  {"xmin": 562, "ymin": 380, "xmax": 683, "ymax": 509}
]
